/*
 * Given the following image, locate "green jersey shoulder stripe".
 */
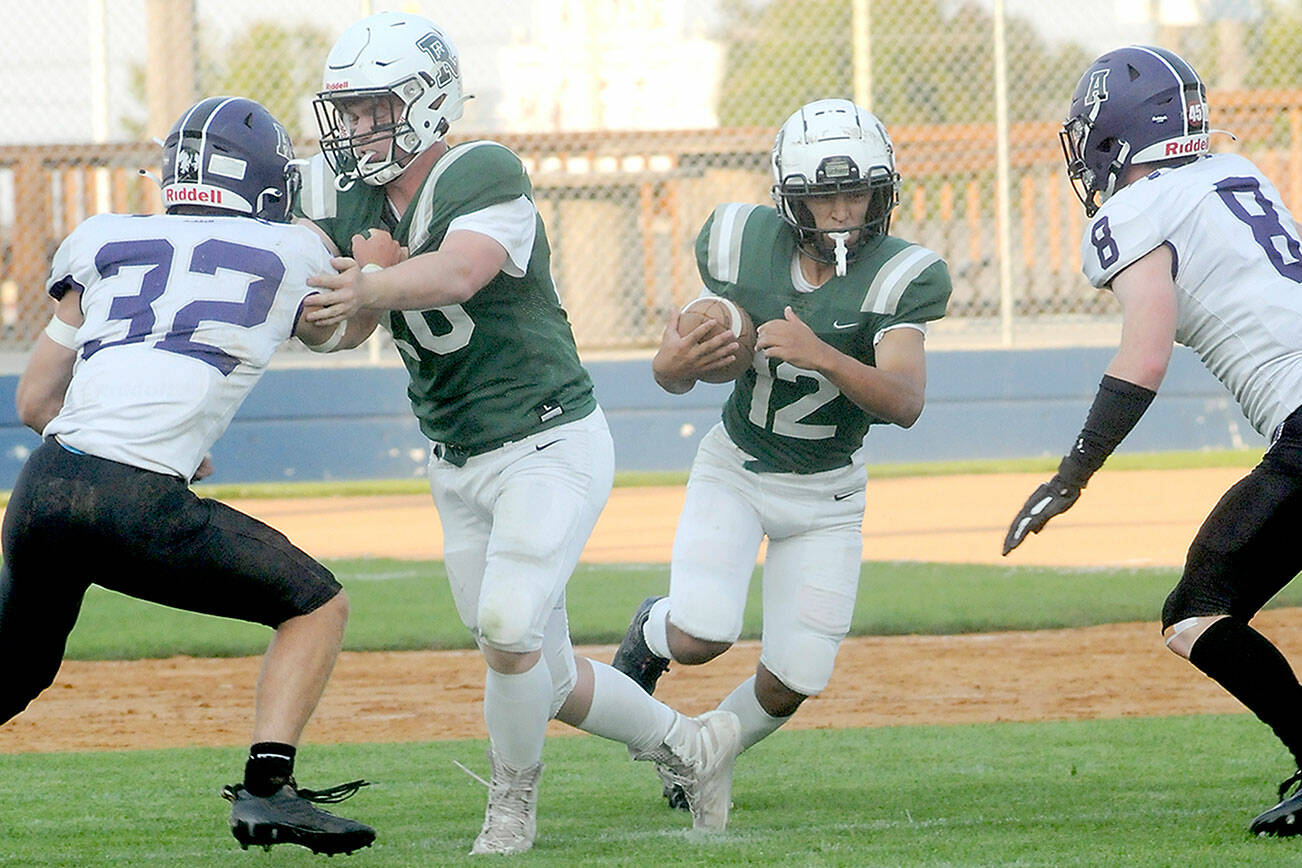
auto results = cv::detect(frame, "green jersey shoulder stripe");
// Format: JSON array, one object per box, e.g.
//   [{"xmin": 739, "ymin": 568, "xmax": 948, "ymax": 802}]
[
  {"xmin": 405, "ymin": 141, "xmax": 503, "ymax": 252},
  {"xmin": 299, "ymin": 153, "xmax": 339, "ymax": 221},
  {"xmin": 861, "ymin": 246, "xmax": 943, "ymax": 315},
  {"xmin": 706, "ymin": 203, "xmax": 760, "ymax": 285}
]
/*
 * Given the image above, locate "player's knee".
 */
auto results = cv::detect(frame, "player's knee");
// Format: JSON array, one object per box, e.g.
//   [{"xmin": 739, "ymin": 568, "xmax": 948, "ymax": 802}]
[
  {"xmin": 478, "ymin": 585, "xmax": 541, "ymax": 649},
  {"xmin": 1162, "ymin": 556, "xmax": 1232, "ymax": 660},
  {"xmin": 547, "ymin": 659, "xmax": 577, "ymax": 718},
  {"xmin": 1163, "ymin": 614, "xmax": 1228, "ymax": 659},
  {"xmin": 1162, "ymin": 585, "xmax": 1228, "ymax": 633},
  {"xmin": 762, "ymin": 634, "xmax": 837, "ymax": 699},
  {"xmin": 285, "ymin": 587, "xmax": 349, "ymax": 632},
  {"xmin": 323, "ymin": 588, "xmax": 350, "ymax": 621}
]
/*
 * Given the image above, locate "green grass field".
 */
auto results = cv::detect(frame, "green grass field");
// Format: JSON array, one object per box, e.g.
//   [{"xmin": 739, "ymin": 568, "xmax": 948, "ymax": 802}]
[
  {"xmin": 18, "ymin": 555, "xmax": 1302, "ymax": 866},
  {"xmin": 57, "ymin": 557, "xmax": 1302, "ymax": 660},
  {"xmin": 6, "ymin": 451, "xmax": 1301, "ymax": 865},
  {"xmin": 3, "ymin": 714, "xmax": 1297, "ymax": 866}
]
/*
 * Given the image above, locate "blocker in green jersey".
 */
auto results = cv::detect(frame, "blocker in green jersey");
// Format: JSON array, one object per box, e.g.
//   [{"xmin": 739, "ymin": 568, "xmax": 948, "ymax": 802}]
[
  {"xmin": 613, "ymin": 98, "xmax": 951, "ymax": 813},
  {"xmin": 298, "ymin": 11, "xmax": 742, "ymax": 855}
]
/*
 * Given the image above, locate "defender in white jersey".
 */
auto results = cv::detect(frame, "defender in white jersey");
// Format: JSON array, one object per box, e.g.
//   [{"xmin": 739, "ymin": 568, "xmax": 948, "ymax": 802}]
[
  {"xmin": 2, "ymin": 97, "xmax": 376, "ymax": 856},
  {"xmin": 612, "ymin": 100, "xmax": 950, "ymax": 813},
  {"xmin": 1002, "ymin": 46, "xmax": 1302, "ymax": 837}
]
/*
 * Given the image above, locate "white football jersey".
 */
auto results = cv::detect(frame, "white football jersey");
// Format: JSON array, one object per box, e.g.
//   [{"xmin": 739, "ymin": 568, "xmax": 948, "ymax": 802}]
[
  {"xmin": 1082, "ymin": 153, "xmax": 1302, "ymax": 438},
  {"xmin": 43, "ymin": 213, "xmax": 335, "ymax": 478}
]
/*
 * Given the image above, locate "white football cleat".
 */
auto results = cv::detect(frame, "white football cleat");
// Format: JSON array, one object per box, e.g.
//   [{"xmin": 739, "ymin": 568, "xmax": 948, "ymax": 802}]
[
  {"xmin": 470, "ymin": 751, "xmax": 543, "ymax": 855},
  {"xmin": 657, "ymin": 710, "xmax": 742, "ymax": 831}
]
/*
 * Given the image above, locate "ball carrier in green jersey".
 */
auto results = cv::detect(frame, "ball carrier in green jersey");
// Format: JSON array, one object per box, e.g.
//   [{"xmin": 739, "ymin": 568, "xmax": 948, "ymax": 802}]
[
  {"xmin": 298, "ymin": 11, "xmax": 741, "ymax": 855},
  {"xmin": 612, "ymin": 99, "xmax": 951, "ymax": 811}
]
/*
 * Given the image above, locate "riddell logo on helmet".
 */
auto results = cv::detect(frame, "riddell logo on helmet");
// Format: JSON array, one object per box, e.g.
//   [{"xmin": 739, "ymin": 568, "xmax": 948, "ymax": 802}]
[
  {"xmin": 323, "ymin": 81, "xmax": 350, "ymax": 91},
  {"xmin": 1164, "ymin": 137, "xmax": 1208, "ymax": 157},
  {"xmin": 164, "ymin": 186, "xmax": 223, "ymax": 205}
]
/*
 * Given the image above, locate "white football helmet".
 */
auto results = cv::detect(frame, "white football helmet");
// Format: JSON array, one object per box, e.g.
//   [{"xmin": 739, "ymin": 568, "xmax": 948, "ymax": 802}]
[
  {"xmin": 313, "ymin": 12, "xmax": 470, "ymax": 187},
  {"xmin": 771, "ymin": 99, "xmax": 899, "ymax": 273}
]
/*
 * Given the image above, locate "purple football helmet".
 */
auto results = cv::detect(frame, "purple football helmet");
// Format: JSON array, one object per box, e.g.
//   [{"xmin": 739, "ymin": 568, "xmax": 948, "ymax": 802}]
[
  {"xmin": 161, "ymin": 97, "xmax": 299, "ymax": 222},
  {"xmin": 1060, "ymin": 45, "xmax": 1209, "ymax": 216}
]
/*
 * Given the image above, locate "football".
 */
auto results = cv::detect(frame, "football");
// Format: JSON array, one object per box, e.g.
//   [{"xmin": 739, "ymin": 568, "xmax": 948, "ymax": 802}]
[{"xmin": 677, "ymin": 296, "xmax": 757, "ymax": 383}]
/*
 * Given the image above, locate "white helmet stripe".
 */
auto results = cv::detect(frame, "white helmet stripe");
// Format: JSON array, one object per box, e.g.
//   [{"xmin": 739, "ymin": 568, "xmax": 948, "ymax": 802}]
[
  {"xmin": 171, "ymin": 100, "xmax": 208, "ymax": 188},
  {"xmin": 1130, "ymin": 45, "xmax": 1201, "ymax": 137},
  {"xmin": 196, "ymin": 97, "xmax": 241, "ymax": 188}
]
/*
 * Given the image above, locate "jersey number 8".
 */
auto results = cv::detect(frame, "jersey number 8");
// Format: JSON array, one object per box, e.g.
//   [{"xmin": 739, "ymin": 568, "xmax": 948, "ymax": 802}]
[{"xmin": 1215, "ymin": 176, "xmax": 1302, "ymax": 283}]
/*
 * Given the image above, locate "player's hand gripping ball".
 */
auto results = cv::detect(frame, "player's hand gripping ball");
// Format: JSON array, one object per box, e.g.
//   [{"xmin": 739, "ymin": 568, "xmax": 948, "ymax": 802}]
[{"xmin": 677, "ymin": 297, "xmax": 757, "ymax": 383}]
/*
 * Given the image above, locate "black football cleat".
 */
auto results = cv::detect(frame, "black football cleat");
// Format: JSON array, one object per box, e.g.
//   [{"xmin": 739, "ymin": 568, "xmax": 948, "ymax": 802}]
[
  {"xmin": 1250, "ymin": 770, "xmax": 1302, "ymax": 837},
  {"xmin": 222, "ymin": 779, "xmax": 376, "ymax": 855},
  {"xmin": 658, "ymin": 765, "xmax": 690, "ymax": 812},
  {"xmin": 612, "ymin": 596, "xmax": 670, "ymax": 695}
]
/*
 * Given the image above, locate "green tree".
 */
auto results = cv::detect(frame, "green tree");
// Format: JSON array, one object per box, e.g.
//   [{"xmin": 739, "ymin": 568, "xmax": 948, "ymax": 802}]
[
  {"xmin": 205, "ymin": 21, "xmax": 334, "ymax": 143},
  {"xmin": 1173, "ymin": 0, "xmax": 1302, "ymax": 92},
  {"xmin": 1243, "ymin": 1, "xmax": 1302, "ymax": 89},
  {"xmin": 712, "ymin": 0, "xmax": 1089, "ymax": 127},
  {"xmin": 124, "ymin": 21, "xmax": 333, "ymax": 144}
]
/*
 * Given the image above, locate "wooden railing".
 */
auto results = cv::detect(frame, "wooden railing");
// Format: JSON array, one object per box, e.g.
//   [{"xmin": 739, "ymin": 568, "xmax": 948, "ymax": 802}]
[{"xmin": 3, "ymin": 89, "xmax": 1300, "ymax": 349}]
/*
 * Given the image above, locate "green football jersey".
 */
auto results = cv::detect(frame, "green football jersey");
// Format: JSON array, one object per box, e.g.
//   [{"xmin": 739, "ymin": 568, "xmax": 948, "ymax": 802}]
[
  {"xmin": 296, "ymin": 144, "xmax": 595, "ymax": 453},
  {"xmin": 696, "ymin": 203, "xmax": 951, "ymax": 473}
]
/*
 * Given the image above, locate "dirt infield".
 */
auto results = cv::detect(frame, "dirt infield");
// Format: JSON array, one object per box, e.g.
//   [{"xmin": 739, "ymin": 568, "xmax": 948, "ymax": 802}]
[
  {"xmin": 219, "ymin": 467, "xmax": 1251, "ymax": 567},
  {"xmin": 2, "ymin": 467, "xmax": 1284, "ymax": 755}
]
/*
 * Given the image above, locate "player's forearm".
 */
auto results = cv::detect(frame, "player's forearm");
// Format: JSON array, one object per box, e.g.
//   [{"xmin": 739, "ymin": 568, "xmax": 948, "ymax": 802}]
[
  {"xmin": 817, "ymin": 350, "xmax": 925, "ymax": 428},
  {"xmin": 15, "ymin": 337, "xmax": 74, "ymax": 433},
  {"xmin": 1055, "ymin": 374, "xmax": 1157, "ymax": 487},
  {"xmin": 361, "ymin": 250, "xmax": 484, "ymax": 311},
  {"xmin": 336, "ymin": 313, "xmax": 381, "ymax": 349},
  {"xmin": 651, "ymin": 351, "xmax": 696, "ymax": 394}
]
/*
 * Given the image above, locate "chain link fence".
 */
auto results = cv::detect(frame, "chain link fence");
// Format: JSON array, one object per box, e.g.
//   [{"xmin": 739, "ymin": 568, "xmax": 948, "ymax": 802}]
[{"xmin": 2, "ymin": 0, "xmax": 1300, "ymax": 361}]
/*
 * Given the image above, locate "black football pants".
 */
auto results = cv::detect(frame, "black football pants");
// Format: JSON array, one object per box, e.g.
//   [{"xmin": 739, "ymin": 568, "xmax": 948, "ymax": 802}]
[{"xmin": 0, "ymin": 438, "xmax": 340, "ymax": 724}]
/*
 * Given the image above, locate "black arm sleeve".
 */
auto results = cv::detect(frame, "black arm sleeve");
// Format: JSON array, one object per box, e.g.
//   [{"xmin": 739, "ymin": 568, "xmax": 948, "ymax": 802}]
[{"xmin": 1056, "ymin": 374, "xmax": 1157, "ymax": 488}]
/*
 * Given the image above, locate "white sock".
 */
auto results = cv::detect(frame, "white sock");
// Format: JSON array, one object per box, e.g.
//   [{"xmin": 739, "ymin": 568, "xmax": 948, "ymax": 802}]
[
  {"xmin": 483, "ymin": 658, "xmax": 552, "ymax": 768},
  {"xmin": 643, "ymin": 598, "xmax": 673, "ymax": 659},
  {"xmin": 718, "ymin": 676, "xmax": 789, "ymax": 751},
  {"xmin": 576, "ymin": 659, "xmax": 677, "ymax": 755}
]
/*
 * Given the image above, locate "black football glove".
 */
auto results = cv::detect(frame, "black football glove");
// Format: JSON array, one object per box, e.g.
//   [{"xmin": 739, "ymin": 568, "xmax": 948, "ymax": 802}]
[{"xmin": 1002, "ymin": 475, "xmax": 1082, "ymax": 556}]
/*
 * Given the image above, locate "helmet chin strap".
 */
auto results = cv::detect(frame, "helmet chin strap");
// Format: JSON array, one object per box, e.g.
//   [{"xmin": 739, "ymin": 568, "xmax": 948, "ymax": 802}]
[
  {"xmin": 334, "ymin": 169, "xmax": 358, "ymax": 193},
  {"xmin": 1098, "ymin": 140, "xmax": 1132, "ymax": 206},
  {"xmin": 335, "ymin": 150, "xmax": 383, "ymax": 192},
  {"xmin": 829, "ymin": 232, "xmax": 850, "ymax": 277}
]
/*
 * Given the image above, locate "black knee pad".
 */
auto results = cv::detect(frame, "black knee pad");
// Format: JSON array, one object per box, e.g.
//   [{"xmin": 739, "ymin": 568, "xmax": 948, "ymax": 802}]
[{"xmin": 1162, "ymin": 548, "xmax": 1235, "ymax": 630}]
